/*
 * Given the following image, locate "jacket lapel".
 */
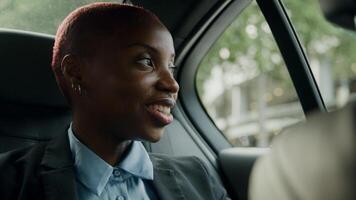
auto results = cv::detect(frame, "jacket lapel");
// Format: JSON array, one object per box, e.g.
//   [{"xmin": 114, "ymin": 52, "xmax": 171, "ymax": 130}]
[
  {"xmin": 40, "ymin": 132, "xmax": 77, "ymax": 200},
  {"xmin": 151, "ymin": 157, "xmax": 186, "ymax": 200}
]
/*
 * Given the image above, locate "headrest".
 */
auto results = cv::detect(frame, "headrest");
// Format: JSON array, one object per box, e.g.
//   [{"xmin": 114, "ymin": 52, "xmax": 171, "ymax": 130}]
[
  {"xmin": 0, "ymin": 28, "xmax": 68, "ymax": 108},
  {"xmin": 319, "ymin": 0, "xmax": 356, "ymax": 31}
]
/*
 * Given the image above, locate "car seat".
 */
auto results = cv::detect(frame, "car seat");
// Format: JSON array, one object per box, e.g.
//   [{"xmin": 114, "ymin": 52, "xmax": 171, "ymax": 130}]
[{"xmin": 0, "ymin": 29, "xmax": 71, "ymax": 153}]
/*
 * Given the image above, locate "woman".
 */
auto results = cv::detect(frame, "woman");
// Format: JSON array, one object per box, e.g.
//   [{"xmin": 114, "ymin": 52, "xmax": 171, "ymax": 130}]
[{"xmin": 0, "ymin": 3, "xmax": 228, "ymax": 200}]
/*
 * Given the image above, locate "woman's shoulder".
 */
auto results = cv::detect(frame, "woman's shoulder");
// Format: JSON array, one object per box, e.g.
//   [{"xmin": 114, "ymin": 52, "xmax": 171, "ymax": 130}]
[
  {"xmin": 149, "ymin": 153, "xmax": 208, "ymax": 171},
  {"xmin": 149, "ymin": 153, "xmax": 215, "ymax": 187},
  {"xmin": 0, "ymin": 142, "xmax": 47, "ymax": 173},
  {"xmin": 149, "ymin": 153, "xmax": 229, "ymax": 199}
]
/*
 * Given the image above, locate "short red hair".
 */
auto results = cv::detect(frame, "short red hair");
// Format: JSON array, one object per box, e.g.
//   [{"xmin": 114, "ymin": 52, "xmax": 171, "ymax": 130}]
[{"xmin": 51, "ymin": 2, "xmax": 161, "ymax": 103}]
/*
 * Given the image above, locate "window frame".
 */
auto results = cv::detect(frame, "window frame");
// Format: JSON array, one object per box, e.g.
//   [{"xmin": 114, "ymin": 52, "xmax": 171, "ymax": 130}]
[
  {"xmin": 177, "ymin": 0, "xmax": 326, "ymax": 152},
  {"xmin": 257, "ymin": 0, "xmax": 326, "ymax": 114},
  {"xmin": 177, "ymin": 0, "xmax": 251, "ymax": 153}
]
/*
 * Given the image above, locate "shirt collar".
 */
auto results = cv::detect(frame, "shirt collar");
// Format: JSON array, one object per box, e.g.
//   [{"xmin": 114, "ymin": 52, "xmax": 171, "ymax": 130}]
[
  {"xmin": 67, "ymin": 123, "xmax": 153, "ymax": 196},
  {"xmin": 118, "ymin": 140, "xmax": 154, "ymax": 180}
]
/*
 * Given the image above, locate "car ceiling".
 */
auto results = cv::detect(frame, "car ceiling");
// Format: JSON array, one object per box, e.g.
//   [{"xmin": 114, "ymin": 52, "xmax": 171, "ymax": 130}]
[{"xmin": 128, "ymin": 0, "xmax": 221, "ymax": 52}]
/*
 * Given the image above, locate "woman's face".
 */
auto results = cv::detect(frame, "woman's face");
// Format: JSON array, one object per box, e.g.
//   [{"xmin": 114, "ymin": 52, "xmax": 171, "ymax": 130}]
[{"xmin": 79, "ymin": 22, "xmax": 179, "ymax": 142}]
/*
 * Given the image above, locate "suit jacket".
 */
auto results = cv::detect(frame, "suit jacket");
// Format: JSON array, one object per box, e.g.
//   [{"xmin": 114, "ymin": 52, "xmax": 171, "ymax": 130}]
[{"xmin": 0, "ymin": 132, "xmax": 228, "ymax": 200}]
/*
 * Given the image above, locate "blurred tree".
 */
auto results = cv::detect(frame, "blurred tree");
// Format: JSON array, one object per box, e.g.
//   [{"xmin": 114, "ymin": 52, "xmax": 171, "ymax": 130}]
[
  {"xmin": 284, "ymin": 0, "xmax": 356, "ymax": 80},
  {"xmin": 196, "ymin": 0, "xmax": 356, "ymax": 99},
  {"xmin": 195, "ymin": 0, "xmax": 355, "ymax": 146},
  {"xmin": 0, "ymin": 0, "xmax": 116, "ymax": 34}
]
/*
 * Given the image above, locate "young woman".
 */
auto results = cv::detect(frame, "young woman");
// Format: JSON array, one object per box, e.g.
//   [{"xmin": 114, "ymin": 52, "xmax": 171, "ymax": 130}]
[{"xmin": 0, "ymin": 3, "xmax": 228, "ymax": 200}]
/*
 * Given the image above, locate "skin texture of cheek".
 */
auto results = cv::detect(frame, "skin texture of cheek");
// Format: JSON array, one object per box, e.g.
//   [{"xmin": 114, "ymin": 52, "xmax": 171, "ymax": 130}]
[{"xmin": 86, "ymin": 71, "xmax": 165, "ymax": 142}]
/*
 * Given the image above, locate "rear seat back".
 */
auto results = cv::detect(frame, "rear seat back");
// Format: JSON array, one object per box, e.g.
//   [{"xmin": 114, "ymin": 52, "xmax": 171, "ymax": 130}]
[{"xmin": 0, "ymin": 29, "xmax": 71, "ymax": 152}]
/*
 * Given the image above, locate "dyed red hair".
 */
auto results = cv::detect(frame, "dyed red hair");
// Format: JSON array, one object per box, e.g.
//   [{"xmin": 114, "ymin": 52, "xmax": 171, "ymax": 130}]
[{"xmin": 51, "ymin": 2, "xmax": 162, "ymax": 103}]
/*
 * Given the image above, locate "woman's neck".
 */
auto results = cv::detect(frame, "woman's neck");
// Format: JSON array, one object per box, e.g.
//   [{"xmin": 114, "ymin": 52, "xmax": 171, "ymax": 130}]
[{"xmin": 71, "ymin": 121, "xmax": 132, "ymax": 166}]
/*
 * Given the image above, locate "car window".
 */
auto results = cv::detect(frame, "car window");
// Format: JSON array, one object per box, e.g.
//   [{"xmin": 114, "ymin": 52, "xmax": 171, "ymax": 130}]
[
  {"xmin": 196, "ymin": 1, "xmax": 305, "ymax": 147},
  {"xmin": 0, "ymin": 0, "xmax": 118, "ymax": 35},
  {"xmin": 282, "ymin": 0, "xmax": 356, "ymax": 110}
]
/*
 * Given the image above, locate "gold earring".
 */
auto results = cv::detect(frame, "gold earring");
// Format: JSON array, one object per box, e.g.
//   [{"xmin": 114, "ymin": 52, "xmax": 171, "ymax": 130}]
[{"xmin": 78, "ymin": 84, "xmax": 82, "ymax": 96}]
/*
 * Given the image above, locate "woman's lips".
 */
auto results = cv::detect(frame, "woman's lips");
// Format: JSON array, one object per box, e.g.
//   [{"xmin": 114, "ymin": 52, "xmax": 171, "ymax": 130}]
[{"xmin": 145, "ymin": 99, "xmax": 175, "ymax": 126}]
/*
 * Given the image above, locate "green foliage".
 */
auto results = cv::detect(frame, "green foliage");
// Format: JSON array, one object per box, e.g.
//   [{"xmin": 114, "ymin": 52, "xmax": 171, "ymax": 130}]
[
  {"xmin": 197, "ymin": 2, "xmax": 290, "ymax": 96},
  {"xmin": 0, "ymin": 0, "xmax": 117, "ymax": 34},
  {"xmin": 197, "ymin": 0, "xmax": 356, "ymax": 98},
  {"xmin": 283, "ymin": 0, "xmax": 356, "ymax": 79}
]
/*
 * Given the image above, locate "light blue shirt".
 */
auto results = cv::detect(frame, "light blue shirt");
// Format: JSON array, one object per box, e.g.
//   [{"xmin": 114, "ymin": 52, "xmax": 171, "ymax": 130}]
[{"xmin": 68, "ymin": 125, "xmax": 157, "ymax": 200}]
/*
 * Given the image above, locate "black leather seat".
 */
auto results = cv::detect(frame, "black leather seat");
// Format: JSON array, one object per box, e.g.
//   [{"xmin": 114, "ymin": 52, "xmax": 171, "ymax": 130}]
[{"xmin": 0, "ymin": 28, "xmax": 71, "ymax": 153}]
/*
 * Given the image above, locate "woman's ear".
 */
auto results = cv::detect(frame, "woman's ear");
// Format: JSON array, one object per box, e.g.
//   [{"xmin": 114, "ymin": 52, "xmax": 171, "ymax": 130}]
[
  {"xmin": 61, "ymin": 54, "xmax": 87, "ymax": 96},
  {"xmin": 61, "ymin": 54, "xmax": 83, "ymax": 84}
]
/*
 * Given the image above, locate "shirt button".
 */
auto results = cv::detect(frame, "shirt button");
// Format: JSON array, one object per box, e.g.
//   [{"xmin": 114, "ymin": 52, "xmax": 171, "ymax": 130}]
[
  {"xmin": 117, "ymin": 196, "xmax": 125, "ymax": 200},
  {"xmin": 113, "ymin": 169, "xmax": 121, "ymax": 177}
]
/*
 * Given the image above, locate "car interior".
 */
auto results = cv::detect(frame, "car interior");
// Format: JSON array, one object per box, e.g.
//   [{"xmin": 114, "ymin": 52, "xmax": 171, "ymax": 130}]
[{"xmin": 0, "ymin": 0, "xmax": 354, "ymax": 199}]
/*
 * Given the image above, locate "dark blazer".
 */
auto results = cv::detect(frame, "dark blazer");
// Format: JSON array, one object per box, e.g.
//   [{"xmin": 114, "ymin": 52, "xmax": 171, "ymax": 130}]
[{"xmin": 0, "ymin": 132, "xmax": 229, "ymax": 200}]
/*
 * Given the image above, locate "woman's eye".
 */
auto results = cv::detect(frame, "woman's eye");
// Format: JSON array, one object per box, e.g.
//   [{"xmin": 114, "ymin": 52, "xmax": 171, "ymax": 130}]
[
  {"xmin": 169, "ymin": 64, "xmax": 177, "ymax": 75},
  {"xmin": 137, "ymin": 58, "xmax": 153, "ymax": 67}
]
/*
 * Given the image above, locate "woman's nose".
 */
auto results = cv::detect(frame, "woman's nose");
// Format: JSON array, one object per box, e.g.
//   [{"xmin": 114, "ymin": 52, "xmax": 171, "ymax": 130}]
[{"xmin": 156, "ymin": 69, "xmax": 180, "ymax": 94}]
